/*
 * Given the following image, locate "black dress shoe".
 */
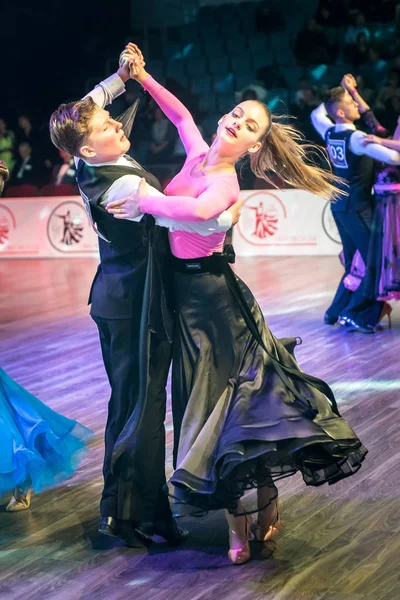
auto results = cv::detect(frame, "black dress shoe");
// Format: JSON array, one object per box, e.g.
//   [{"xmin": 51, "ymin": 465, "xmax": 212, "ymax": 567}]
[
  {"xmin": 99, "ymin": 517, "xmax": 144, "ymax": 548},
  {"xmin": 98, "ymin": 516, "xmax": 119, "ymax": 537},
  {"xmin": 344, "ymin": 318, "xmax": 375, "ymax": 334},
  {"xmin": 324, "ymin": 314, "xmax": 338, "ymax": 325},
  {"xmin": 136, "ymin": 519, "xmax": 189, "ymax": 545},
  {"xmin": 153, "ymin": 519, "xmax": 190, "ymax": 545},
  {"xmin": 118, "ymin": 525, "xmax": 145, "ymax": 548}
]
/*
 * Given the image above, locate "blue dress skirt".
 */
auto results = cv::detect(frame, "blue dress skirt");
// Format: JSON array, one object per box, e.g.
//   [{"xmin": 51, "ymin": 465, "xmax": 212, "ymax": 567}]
[{"xmin": 0, "ymin": 367, "xmax": 93, "ymax": 496}]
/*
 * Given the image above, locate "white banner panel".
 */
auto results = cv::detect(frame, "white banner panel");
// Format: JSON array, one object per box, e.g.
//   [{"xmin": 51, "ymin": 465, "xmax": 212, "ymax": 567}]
[
  {"xmin": 233, "ymin": 189, "xmax": 341, "ymax": 256},
  {"xmin": 0, "ymin": 196, "xmax": 99, "ymax": 258},
  {"xmin": 0, "ymin": 191, "xmax": 342, "ymax": 259}
]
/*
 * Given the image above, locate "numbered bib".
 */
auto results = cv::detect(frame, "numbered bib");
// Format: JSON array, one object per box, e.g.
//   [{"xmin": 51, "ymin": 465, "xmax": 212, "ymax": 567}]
[{"xmin": 327, "ymin": 139, "xmax": 348, "ymax": 169}]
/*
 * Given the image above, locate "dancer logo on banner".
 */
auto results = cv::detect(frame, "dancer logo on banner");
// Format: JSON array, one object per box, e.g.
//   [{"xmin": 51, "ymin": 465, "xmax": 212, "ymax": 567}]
[
  {"xmin": 47, "ymin": 201, "xmax": 91, "ymax": 253},
  {"xmin": 0, "ymin": 204, "xmax": 16, "ymax": 251},
  {"xmin": 237, "ymin": 191, "xmax": 287, "ymax": 245}
]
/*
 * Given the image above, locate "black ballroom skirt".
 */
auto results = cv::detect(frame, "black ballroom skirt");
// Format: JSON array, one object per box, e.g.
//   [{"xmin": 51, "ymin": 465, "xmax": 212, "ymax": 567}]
[{"xmin": 168, "ymin": 250, "xmax": 367, "ymax": 516}]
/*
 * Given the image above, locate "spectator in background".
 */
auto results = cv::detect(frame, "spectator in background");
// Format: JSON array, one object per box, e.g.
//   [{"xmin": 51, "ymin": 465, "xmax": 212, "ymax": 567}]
[
  {"xmin": 256, "ymin": 63, "xmax": 287, "ymax": 89},
  {"xmin": 147, "ymin": 106, "xmax": 177, "ymax": 164},
  {"xmin": 0, "ymin": 118, "xmax": 16, "ymax": 172},
  {"xmin": 316, "ymin": 0, "xmax": 345, "ymax": 27},
  {"xmin": 52, "ymin": 149, "xmax": 77, "ymax": 185},
  {"xmin": 344, "ymin": 12, "xmax": 370, "ymax": 45},
  {"xmin": 363, "ymin": 48, "xmax": 388, "ymax": 87},
  {"xmin": 377, "ymin": 0, "xmax": 400, "ymax": 22},
  {"xmin": 382, "ymin": 36, "xmax": 400, "ymax": 61},
  {"xmin": 379, "ymin": 95, "xmax": 400, "ymax": 133},
  {"xmin": 256, "ymin": 0, "xmax": 284, "ymax": 33},
  {"xmin": 375, "ymin": 69, "xmax": 400, "ymax": 110},
  {"xmin": 290, "ymin": 87, "xmax": 322, "ymax": 145},
  {"xmin": 235, "ymin": 84, "xmax": 268, "ymax": 104},
  {"xmin": 294, "ymin": 77, "xmax": 315, "ymax": 107},
  {"xmin": 13, "ymin": 142, "xmax": 43, "ymax": 187},
  {"xmin": 294, "ymin": 20, "xmax": 332, "ymax": 66},
  {"xmin": 391, "ymin": 55, "xmax": 400, "ymax": 72},
  {"xmin": 354, "ymin": 74, "xmax": 374, "ymax": 106},
  {"xmin": 346, "ymin": 32, "xmax": 370, "ymax": 66},
  {"xmin": 15, "ymin": 114, "xmax": 39, "ymax": 149}
]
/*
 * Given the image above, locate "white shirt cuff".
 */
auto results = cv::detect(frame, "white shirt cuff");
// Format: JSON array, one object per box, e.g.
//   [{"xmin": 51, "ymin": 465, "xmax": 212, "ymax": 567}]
[{"xmin": 215, "ymin": 211, "xmax": 233, "ymax": 232}]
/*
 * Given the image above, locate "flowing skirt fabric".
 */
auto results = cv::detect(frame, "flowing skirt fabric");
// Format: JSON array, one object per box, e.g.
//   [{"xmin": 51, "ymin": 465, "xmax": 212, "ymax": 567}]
[
  {"xmin": 343, "ymin": 191, "xmax": 400, "ymax": 301},
  {"xmin": 169, "ymin": 269, "xmax": 367, "ymax": 516},
  {"xmin": 0, "ymin": 367, "xmax": 93, "ymax": 496}
]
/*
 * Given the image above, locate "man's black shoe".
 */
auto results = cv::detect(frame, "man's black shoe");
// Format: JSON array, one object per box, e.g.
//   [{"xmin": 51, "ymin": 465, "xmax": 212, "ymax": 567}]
[
  {"xmin": 98, "ymin": 516, "xmax": 119, "ymax": 537},
  {"xmin": 324, "ymin": 314, "xmax": 338, "ymax": 325},
  {"xmin": 99, "ymin": 517, "xmax": 144, "ymax": 548},
  {"xmin": 118, "ymin": 525, "xmax": 145, "ymax": 548},
  {"xmin": 136, "ymin": 519, "xmax": 189, "ymax": 545},
  {"xmin": 345, "ymin": 318, "xmax": 375, "ymax": 334},
  {"xmin": 153, "ymin": 519, "xmax": 190, "ymax": 545}
]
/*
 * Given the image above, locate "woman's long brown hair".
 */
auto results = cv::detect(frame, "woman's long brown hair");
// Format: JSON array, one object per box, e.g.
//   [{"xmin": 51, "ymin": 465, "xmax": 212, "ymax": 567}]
[{"xmin": 249, "ymin": 107, "xmax": 346, "ymax": 201}]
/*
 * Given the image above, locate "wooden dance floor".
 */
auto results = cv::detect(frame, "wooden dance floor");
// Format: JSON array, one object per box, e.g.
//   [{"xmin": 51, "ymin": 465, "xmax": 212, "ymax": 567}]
[{"xmin": 1, "ymin": 256, "xmax": 399, "ymax": 600}]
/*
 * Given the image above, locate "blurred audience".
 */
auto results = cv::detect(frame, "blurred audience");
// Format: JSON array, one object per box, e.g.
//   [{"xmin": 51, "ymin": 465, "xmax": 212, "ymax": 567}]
[
  {"xmin": 256, "ymin": 0, "xmax": 285, "ymax": 33},
  {"xmin": 375, "ymin": 68, "xmax": 400, "ymax": 110},
  {"xmin": 0, "ymin": 119, "xmax": 16, "ymax": 172},
  {"xmin": 363, "ymin": 48, "xmax": 389, "ymax": 87},
  {"xmin": 13, "ymin": 142, "xmax": 43, "ymax": 187},
  {"xmin": 3, "ymin": 0, "xmax": 400, "ymax": 196},
  {"xmin": 295, "ymin": 20, "xmax": 333, "ymax": 66},
  {"xmin": 346, "ymin": 32, "xmax": 370, "ymax": 66},
  {"xmin": 52, "ymin": 150, "xmax": 77, "ymax": 185},
  {"xmin": 354, "ymin": 74, "xmax": 374, "ymax": 105},
  {"xmin": 344, "ymin": 12, "xmax": 370, "ymax": 45},
  {"xmin": 15, "ymin": 115, "xmax": 39, "ymax": 149},
  {"xmin": 147, "ymin": 106, "xmax": 177, "ymax": 165}
]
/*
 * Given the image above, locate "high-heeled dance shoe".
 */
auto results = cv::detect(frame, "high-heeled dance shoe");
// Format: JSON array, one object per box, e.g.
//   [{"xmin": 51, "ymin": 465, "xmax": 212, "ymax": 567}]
[
  {"xmin": 227, "ymin": 513, "xmax": 254, "ymax": 565},
  {"xmin": 6, "ymin": 487, "xmax": 32, "ymax": 512},
  {"xmin": 376, "ymin": 302, "xmax": 392, "ymax": 329},
  {"xmin": 255, "ymin": 499, "xmax": 282, "ymax": 545}
]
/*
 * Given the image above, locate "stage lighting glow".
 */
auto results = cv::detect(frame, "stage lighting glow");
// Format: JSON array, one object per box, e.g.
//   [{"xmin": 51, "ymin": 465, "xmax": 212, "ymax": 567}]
[
  {"xmin": 267, "ymin": 96, "xmax": 280, "ymax": 110},
  {"xmin": 310, "ymin": 64, "xmax": 328, "ymax": 81},
  {"xmin": 332, "ymin": 380, "xmax": 400, "ymax": 392}
]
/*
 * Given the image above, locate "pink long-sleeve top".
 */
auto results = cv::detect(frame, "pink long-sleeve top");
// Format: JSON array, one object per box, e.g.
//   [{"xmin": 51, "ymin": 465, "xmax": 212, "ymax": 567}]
[{"xmin": 141, "ymin": 76, "xmax": 239, "ymax": 259}]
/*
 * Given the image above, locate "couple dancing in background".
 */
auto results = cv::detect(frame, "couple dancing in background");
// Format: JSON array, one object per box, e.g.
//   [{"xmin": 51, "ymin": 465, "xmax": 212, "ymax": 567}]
[
  {"xmin": 311, "ymin": 74, "xmax": 400, "ymax": 333},
  {"xmin": 338, "ymin": 75, "xmax": 400, "ymax": 308},
  {"xmin": 94, "ymin": 44, "xmax": 365, "ymax": 564}
]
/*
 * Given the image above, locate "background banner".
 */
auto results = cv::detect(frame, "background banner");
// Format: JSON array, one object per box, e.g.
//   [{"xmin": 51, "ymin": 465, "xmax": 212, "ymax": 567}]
[
  {"xmin": 0, "ymin": 191, "xmax": 341, "ymax": 258},
  {"xmin": 233, "ymin": 189, "xmax": 341, "ymax": 256},
  {"xmin": 0, "ymin": 196, "xmax": 99, "ymax": 258}
]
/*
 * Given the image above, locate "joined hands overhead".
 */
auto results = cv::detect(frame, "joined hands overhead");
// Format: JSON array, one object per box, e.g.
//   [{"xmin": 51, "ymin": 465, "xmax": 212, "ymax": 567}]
[{"xmin": 119, "ymin": 43, "xmax": 148, "ymax": 83}]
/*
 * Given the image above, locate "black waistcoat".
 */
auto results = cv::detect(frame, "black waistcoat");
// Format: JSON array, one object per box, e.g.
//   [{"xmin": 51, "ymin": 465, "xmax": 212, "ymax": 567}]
[
  {"xmin": 325, "ymin": 128, "xmax": 374, "ymax": 214},
  {"xmin": 76, "ymin": 159, "xmax": 173, "ymax": 333}
]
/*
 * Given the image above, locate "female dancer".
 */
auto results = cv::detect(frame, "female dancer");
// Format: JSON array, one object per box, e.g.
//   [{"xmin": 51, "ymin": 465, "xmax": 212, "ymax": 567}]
[
  {"xmin": 0, "ymin": 160, "xmax": 93, "ymax": 511},
  {"xmin": 339, "ymin": 75, "xmax": 400, "ymax": 314},
  {"xmin": 109, "ymin": 46, "xmax": 367, "ymax": 564}
]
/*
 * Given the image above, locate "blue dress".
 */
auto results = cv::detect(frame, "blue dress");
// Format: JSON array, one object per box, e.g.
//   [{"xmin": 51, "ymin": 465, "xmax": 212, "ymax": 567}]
[{"xmin": 0, "ymin": 367, "xmax": 93, "ymax": 496}]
